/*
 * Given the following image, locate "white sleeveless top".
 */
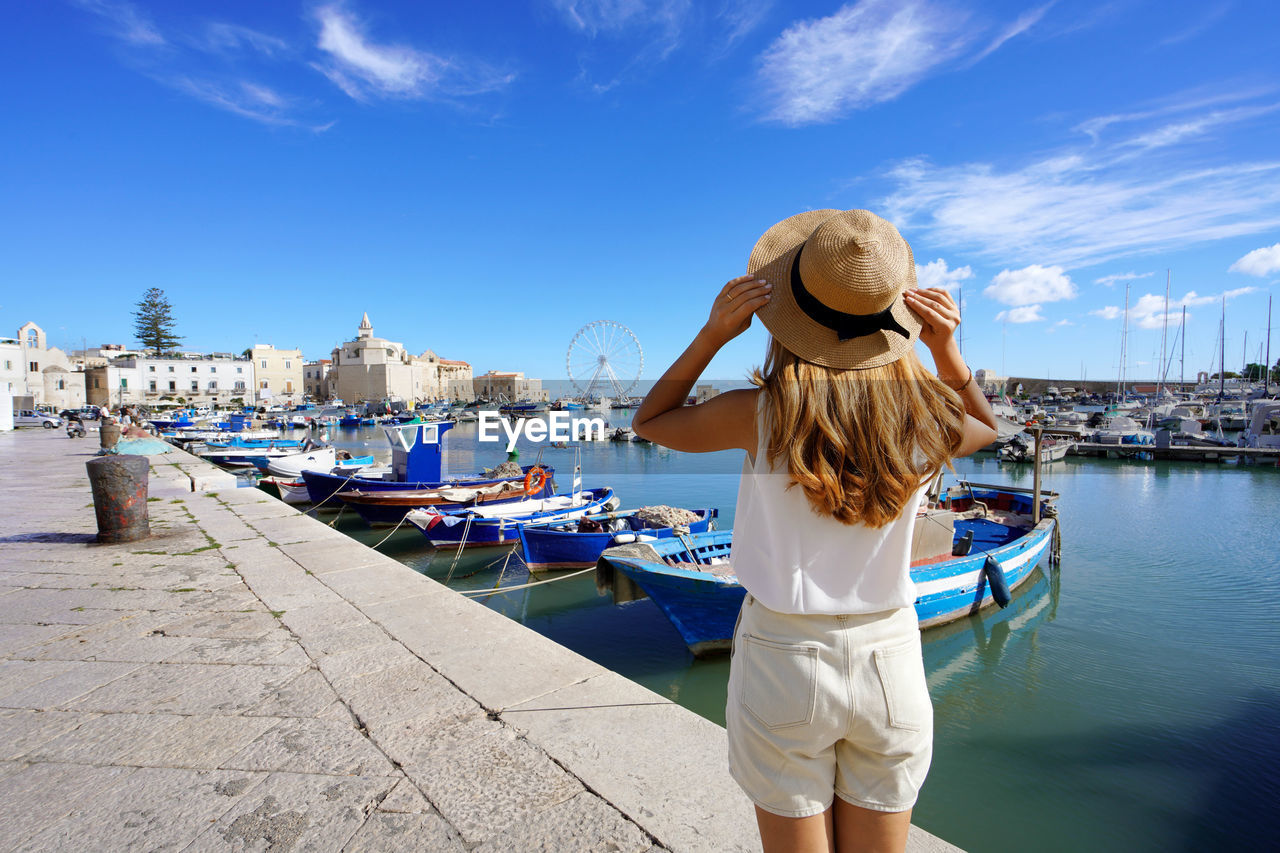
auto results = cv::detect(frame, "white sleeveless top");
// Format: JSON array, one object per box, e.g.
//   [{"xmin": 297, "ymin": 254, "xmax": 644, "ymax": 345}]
[{"xmin": 729, "ymin": 393, "xmax": 928, "ymax": 615}]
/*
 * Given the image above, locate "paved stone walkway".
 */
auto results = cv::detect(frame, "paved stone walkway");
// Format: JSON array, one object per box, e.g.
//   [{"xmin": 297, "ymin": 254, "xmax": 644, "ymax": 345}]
[{"xmin": 0, "ymin": 429, "xmax": 959, "ymax": 852}]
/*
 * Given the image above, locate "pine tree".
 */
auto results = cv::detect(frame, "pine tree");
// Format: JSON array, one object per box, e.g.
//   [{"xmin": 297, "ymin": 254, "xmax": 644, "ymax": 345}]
[{"xmin": 133, "ymin": 287, "xmax": 183, "ymax": 355}]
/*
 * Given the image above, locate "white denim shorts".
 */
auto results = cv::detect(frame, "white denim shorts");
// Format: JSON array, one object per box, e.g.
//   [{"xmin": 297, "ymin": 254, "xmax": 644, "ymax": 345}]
[{"xmin": 726, "ymin": 595, "xmax": 933, "ymax": 818}]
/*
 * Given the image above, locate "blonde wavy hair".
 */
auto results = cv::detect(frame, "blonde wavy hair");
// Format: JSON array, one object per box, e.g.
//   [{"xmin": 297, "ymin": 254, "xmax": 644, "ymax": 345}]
[{"xmin": 751, "ymin": 338, "xmax": 965, "ymax": 528}]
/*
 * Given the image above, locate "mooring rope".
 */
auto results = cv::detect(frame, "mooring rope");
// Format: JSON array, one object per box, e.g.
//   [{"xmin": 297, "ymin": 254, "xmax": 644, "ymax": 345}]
[
  {"xmin": 304, "ymin": 470, "xmax": 360, "ymax": 514},
  {"xmin": 443, "ymin": 515, "xmax": 475, "ymax": 584},
  {"xmin": 369, "ymin": 510, "xmax": 413, "ymax": 548},
  {"xmin": 457, "ymin": 566, "xmax": 595, "ymax": 597}
]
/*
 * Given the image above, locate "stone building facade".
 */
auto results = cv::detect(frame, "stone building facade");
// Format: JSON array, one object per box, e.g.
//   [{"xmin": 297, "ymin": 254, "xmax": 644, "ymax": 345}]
[
  {"xmin": 473, "ymin": 371, "xmax": 546, "ymax": 402},
  {"xmin": 304, "ymin": 360, "xmax": 332, "ymax": 401},
  {"xmin": 86, "ymin": 355, "xmax": 255, "ymax": 407},
  {"xmin": 328, "ymin": 314, "xmax": 472, "ymax": 404},
  {"xmin": 249, "ymin": 344, "xmax": 304, "ymax": 406},
  {"xmin": 1, "ymin": 322, "xmax": 86, "ymax": 410}
]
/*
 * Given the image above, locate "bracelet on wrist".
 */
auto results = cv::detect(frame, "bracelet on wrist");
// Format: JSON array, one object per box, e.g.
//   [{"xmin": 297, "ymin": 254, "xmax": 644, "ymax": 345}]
[{"xmin": 944, "ymin": 368, "xmax": 973, "ymax": 393}]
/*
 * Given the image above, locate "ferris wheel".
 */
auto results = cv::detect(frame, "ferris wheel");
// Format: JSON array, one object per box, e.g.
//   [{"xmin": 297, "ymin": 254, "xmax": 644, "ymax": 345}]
[{"xmin": 566, "ymin": 321, "xmax": 643, "ymax": 400}]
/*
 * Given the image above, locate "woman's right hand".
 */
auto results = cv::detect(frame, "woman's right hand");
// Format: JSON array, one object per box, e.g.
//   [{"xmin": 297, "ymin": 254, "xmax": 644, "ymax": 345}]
[{"xmin": 701, "ymin": 275, "xmax": 773, "ymax": 347}]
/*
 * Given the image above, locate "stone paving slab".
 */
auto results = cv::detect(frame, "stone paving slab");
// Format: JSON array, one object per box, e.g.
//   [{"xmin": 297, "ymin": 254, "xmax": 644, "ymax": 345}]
[{"xmin": 0, "ymin": 429, "xmax": 961, "ymax": 852}]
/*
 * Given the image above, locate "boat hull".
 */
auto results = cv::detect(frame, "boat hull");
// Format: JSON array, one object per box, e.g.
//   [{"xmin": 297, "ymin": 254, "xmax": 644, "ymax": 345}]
[
  {"xmin": 299, "ymin": 465, "xmax": 553, "ymax": 507},
  {"xmin": 603, "ymin": 495, "xmax": 1056, "ymax": 657},
  {"xmin": 518, "ymin": 509, "xmax": 716, "ymax": 571},
  {"xmin": 409, "ymin": 489, "xmax": 617, "ymax": 549}
]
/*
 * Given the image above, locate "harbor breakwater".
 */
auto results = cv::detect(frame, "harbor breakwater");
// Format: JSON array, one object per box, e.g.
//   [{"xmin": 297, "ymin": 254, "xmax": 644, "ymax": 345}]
[{"xmin": 0, "ymin": 429, "xmax": 958, "ymax": 852}]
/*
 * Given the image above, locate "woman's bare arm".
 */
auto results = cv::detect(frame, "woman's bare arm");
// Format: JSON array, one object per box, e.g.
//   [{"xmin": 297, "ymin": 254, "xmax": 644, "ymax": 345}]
[
  {"xmin": 631, "ymin": 275, "xmax": 771, "ymax": 453},
  {"xmin": 903, "ymin": 287, "xmax": 997, "ymax": 457}
]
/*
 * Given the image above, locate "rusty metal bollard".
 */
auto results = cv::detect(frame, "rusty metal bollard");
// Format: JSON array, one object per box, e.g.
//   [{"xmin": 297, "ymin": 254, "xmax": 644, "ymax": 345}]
[
  {"xmin": 99, "ymin": 421, "xmax": 122, "ymax": 452},
  {"xmin": 86, "ymin": 455, "xmax": 150, "ymax": 543}
]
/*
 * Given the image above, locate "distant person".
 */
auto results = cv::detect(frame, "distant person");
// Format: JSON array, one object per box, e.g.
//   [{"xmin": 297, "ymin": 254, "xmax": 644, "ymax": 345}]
[{"xmin": 632, "ymin": 210, "xmax": 997, "ymax": 853}]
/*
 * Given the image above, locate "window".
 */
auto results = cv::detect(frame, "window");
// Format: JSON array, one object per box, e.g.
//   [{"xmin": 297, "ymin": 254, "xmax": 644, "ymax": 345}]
[
  {"xmin": 56, "ymin": 379, "xmax": 65, "ymax": 390},
  {"xmin": 260, "ymin": 380, "xmax": 268, "ymax": 389},
  {"xmin": 93, "ymin": 377, "xmax": 100, "ymax": 389},
  {"xmin": 168, "ymin": 366, "xmax": 174, "ymax": 373},
  {"xmin": 149, "ymin": 381, "xmax": 156, "ymax": 392},
  {"xmin": 285, "ymin": 360, "xmax": 291, "ymax": 369},
  {"xmin": 208, "ymin": 380, "xmax": 217, "ymax": 390},
  {"xmin": 148, "ymin": 365, "xmax": 155, "ymax": 372},
  {"xmin": 191, "ymin": 366, "xmax": 198, "ymax": 373},
  {"xmin": 191, "ymin": 381, "xmax": 199, "ymax": 392},
  {"xmin": 121, "ymin": 378, "xmax": 128, "ymax": 389},
  {"xmin": 260, "ymin": 360, "xmax": 267, "ymax": 368},
  {"xmin": 210, "ymin": 366, "xmax": 216, "ymax": 373},
  {"xmin": 285, "ymin": 381, "xmax": 293, "ymax": 393},
  {"xmin": 3, "ymin": 360, "xmax": 9, "ymax": 370},
  {"xmin": 234, "ymin": 381, "xmax": 245, "ymax": 391},
  {"xmin": 237, "ymin": 367, "xmax": 242, "ymax": 373},
  {"xmin": 168, "ymin": 381, "xmax": 176, "ymax": 391},
  {"xmin": 26, "ymin": 330, "xmax": 38, "ymax": 347},
  {"xmin": 29, "ymin": 361, "xmax": 38, "ymax": 372}
]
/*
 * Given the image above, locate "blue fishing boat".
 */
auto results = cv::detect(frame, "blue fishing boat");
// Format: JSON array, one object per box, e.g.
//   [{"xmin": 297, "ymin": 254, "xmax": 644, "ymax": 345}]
[
  {"xmin": 339, "ymin": 413, "xmax": 362, "ymax": 427},
  {"xmin": 406, "ymin": 488, "xmax": 619, "ymax": 549},
  {"xmin": 299, "ymin": 421, "xmax": 553, "ymax": 507},
  {"xmin": 598, "ymin": 484, "xmax": 1058, "ymax": 656},
  {"xmin": 336, "ymin": 477, "xmax": 556, "ymax": 527},
  {"xmin": 204, "ymin": 437, "xmax": 305, "ymax": 449},
  {"xmin": 517, "ymin": 508, "xmax": 718, "ymax": 572}
]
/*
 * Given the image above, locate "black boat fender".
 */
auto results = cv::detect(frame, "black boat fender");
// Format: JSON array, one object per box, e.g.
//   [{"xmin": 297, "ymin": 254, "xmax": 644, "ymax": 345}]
[
  {"xmin": 983, "ymin": 554, "xmax": 1011, "ymax": 608},
  {"xmin": 952, "ymin": 530, "xmax": 974, "ymax": 556}
]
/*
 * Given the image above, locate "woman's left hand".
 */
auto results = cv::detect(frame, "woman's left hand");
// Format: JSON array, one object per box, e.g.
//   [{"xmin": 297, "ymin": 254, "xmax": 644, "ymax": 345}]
[
  {"xmin": 700, "ymin": 274, "xmax": 773, "ymax": 347},
  {"xmin": 904, "ymin": 287, "xmax": 960, "ymax": 352}
]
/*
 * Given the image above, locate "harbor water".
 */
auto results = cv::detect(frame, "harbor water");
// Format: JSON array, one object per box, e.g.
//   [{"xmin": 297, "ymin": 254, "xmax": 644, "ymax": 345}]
[{"xmin": 314, "ymin": 418, "xmax": 1279, "ymax": 852}]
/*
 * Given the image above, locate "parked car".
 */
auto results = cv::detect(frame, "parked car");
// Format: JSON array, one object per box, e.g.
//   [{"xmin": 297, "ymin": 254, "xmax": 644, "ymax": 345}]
[{"xmin": 16, "ymin": 410, "xmax": 62, "ymax": 428}]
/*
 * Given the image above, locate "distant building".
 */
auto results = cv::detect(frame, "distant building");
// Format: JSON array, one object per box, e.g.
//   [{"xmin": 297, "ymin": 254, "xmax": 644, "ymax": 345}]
[
  {"xmin": 974, "ymin": 369, "xmax": 1006, "ymax": 395},
  {"xmin": 69, "ymin": 343, "xmax": 146, "ymax": 370},
  {"xmin": 1, "ymin": 322, "xmax": 86, "ymax": 410},
  {"xmin": 250, "ymin": 344, "xmax": 304, "ymax": 406},
  {"xmin": 473, "ymin": 370, "xmax": 547, "ymax": 402},
  {"xmin": 328, "ymin": 313, "xmax": 472, "ymax": 404},
  {"xmin": 304, "ymin": 359, "xmax": 332, "ymax": 401},
  {"xmin": 695, "ymin": 384, "xmax": 721, "ymax": 404},
  {"xmin": 86, "ymin": 354, "xmax": 254, "ymax": 407}
]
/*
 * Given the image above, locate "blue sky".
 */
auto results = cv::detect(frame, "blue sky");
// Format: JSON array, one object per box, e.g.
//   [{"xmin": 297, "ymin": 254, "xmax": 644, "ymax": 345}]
[{"xmin": 3, "ymin": 0, "xmax": 1279, "ymax": 387}]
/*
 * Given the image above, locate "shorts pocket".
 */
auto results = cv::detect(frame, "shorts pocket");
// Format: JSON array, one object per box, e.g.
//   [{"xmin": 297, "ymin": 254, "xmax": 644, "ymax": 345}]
[
  {"xmin": 739, "ymin": 634, "xmax": 818, "ymax": 730},
  {"xmin": 874, "ymin": 640, "xmax": 931, "ymax": 732}
]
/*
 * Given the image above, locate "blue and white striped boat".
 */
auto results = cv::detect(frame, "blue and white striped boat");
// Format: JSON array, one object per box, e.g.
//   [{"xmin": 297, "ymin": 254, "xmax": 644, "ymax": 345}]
[
  {"xmin": 598, "ymin": 485, "xmax": 1058, "ymax": 656},
  {"xmin": 517, "ymin": 508, "xmax": 718, "ymax": 572}
]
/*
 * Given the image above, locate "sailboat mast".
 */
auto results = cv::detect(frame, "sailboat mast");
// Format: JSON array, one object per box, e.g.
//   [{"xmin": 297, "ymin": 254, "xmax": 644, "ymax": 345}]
[
  {"xmin": 1219, "ymin": 296, "xmax": 1225, "ymax": 398},
  {"xmin": 1118, "ymin": 283, "xmax": 1130, "ymax": 398},
  {"xmin": 1157, "ymin": 270, "xmax": 1170, "ymax": 398},
  {"xmin": 1267, "ymin": 293, "xmax": 1273, "ymax": 393},
  {"xmin": 1180, "ymin": 305, "xmax": 1186, "ymax": 392}
]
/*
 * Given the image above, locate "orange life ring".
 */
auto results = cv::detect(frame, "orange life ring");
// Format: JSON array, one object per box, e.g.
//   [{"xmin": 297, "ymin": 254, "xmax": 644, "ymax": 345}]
[{"xmin": 523, "ymin": 466, "xmax": 548, "ymax": 495}]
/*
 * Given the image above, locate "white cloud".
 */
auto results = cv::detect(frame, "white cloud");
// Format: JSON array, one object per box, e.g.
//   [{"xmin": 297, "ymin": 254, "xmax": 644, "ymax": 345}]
[
  {"xmin": 1091, "ymin": 287, "xmax": 1257, "ymax": 329},
  {"xmin": 1159, "ymin": 2, "xmax": 1231, "ymax": 47},
  {"xmin": 881, "ymin": 151, "xmax": 1280, "ymax": 268},
  {"xmin": 313, "ymin": 4, "xmax": 512, "ymax": 101},
  {"xmin": 915, "ymin": 258, "xmax": 973, "ymax": 291},
  {"xmin": 995, "ymin": 305, "xmax": 1044, "ymax": 323},
  {"xmin": 172, "ymin": 77, "xmax": 301, "ymax": 127},
  {"xmin": 756, "ymin": 0, "xmax": 971, "ymax": 125},
  {"xmin": 984, "ymin": 264, "xmax": 1076, "ymax": 306},
  {"xmin": 200, "ymin": 22, "xmax": 289, "ymax": 57},
  {"xmin": 1095, "ymin": 271, "xmax": 1153, "ymax": 286},
  {"xmin": 717, "ymin": 0, "xmax": 774, "ymax": 50},
  {"xmin": 967, "ymin": 2, "xmax": 1053, "ymax": 65},
  {"xmin": 1120, "ymin": 104, "xmax": 1280, "ymax": 152},
  {"xmin": 1054, "ymin": 319, "xmax": 1074, "ymax": 326},
  {"xmin": 75, "ymin": 0, "xmax": 165, "ymax": 46},
  {"xmin": 1229, "ymin": 243, "xmax": 1280, "ymax": 276}
]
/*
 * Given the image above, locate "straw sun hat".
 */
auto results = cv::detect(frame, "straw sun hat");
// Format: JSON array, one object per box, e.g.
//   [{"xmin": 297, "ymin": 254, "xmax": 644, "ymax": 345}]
[{"xmin": 748, "ymin": 208, "xmax": 922, "ymax": 370}]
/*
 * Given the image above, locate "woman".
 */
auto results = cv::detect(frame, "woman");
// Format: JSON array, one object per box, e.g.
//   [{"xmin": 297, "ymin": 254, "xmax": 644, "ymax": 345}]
[{"xmin": 632, "ymin": 209, "xmax": 997, "ymax": 853}]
